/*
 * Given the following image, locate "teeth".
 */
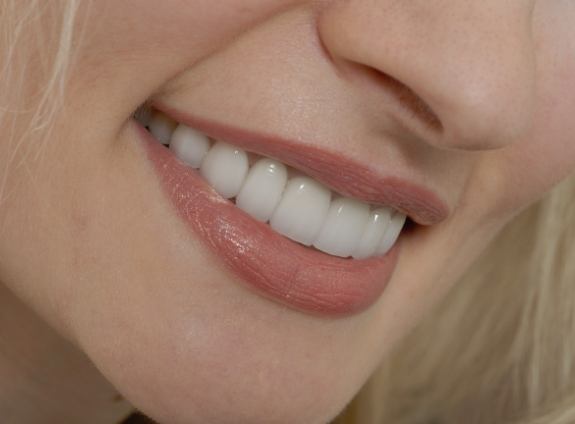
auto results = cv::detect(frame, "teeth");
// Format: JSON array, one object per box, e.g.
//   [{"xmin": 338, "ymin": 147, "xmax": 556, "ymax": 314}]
[
  {"xmin": 170, "ymin": 124, "xmax": 211, "ymax": 169},
  {"xmin": 352, "ymin": 208, "xmax": 393, "ymax": 259},
  {"xmin": 269, "ymin": 177, "xmax": 331, "ymax": 246},
  {"xmin": 148, "ymin": 111, "xmax": 177, "ymax": 145},
  {"xmin": 200, "ymin": 141, "xmax": 249, "ymax": 199},
  {"xmin": 141, "ymin": 110, "xmax": 408, "ymax": 259},
  {"xmin": 378, "ymin": 212, "xmax": 407, "ymax": 255},
  {"xmin": 313, "ymin": 198, "xmax": 370, "ymax": 257},
  {"xmin": 236, "ymin": 158, "xmax": 288, "ymax": 222}
]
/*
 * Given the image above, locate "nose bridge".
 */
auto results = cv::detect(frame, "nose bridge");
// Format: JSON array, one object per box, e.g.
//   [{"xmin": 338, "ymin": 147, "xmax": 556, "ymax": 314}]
[{"xmin": 316, "ymin": 0, "xmax": 537, "ymax": 151}]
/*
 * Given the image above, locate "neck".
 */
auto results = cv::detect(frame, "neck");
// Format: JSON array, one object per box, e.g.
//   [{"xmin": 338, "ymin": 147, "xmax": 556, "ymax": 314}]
[{"xmin": 0, "ymin": 283, "xmax": 133, "ymax": 423}]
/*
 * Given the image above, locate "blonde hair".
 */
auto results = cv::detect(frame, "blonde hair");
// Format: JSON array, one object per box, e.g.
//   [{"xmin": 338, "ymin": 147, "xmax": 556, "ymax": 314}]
[
  {"xmin": 3, "ymin": 2, "xmax": 575, "ymax": 423},
  {"xmin": 0, "ymin": 0, "xmax": 79, "ymax": 203}
]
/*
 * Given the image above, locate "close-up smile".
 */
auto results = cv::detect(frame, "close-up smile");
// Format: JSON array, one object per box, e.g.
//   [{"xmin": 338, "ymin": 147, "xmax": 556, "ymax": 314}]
[
  {"xmin": 133, "ymin": 105, "xmax": 447, "ymax": 316},
  {"xmin": 4, "ymin": 2, "xmax": 575, "ymax": 423}
]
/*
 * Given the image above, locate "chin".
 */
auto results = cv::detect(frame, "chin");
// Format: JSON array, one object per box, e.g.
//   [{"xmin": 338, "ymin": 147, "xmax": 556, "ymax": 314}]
[{"xmin": 78, "ymin": 312, "xmax": 359, "ymax": 424}]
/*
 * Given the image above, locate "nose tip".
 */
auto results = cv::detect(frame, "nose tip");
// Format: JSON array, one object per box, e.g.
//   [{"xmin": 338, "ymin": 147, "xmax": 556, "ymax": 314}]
[{"xmin": 316, "ymin": 0, "xmax": 537, "ymax": 152}]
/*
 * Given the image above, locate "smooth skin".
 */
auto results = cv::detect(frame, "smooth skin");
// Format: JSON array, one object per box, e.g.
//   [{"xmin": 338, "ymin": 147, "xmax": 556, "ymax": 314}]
[{"xmin": 0, "ymin": 1, "xmax": 574, "ymax": 423}]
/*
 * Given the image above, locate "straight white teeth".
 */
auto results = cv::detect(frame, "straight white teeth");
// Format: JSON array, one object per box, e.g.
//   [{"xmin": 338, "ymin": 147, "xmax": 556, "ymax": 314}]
[{"xmin": 138, "ymin": 110, "xmax": 408, "ymax": 259}]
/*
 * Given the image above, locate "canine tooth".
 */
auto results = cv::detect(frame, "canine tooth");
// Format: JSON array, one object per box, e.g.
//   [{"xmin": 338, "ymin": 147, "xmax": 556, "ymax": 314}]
[
  {"xmin": 236, "ymin": 159, "xmax": 288, "ymax": 222},
  {"xmin": 170, "ymin": 124, "xmax": 211, "ymax": 168},
  {"xmin": 313, "ymin": 198, "xmax": 370, "ymax": 258},
  {"xmin": 149, "ymin": 112, "xmax": 176, "ymax": 145},
  {"xmin": 352, "ymin": 208, "xmax": 393, "ymax": 259},
  {"xmin": 200, "ymin": 141, "xmax": 249, "ymax": 199},
  {"xmin": 270, "ymin": 177, "xmax": 331, "ymax": 246},
  {"xmin": 378, "ymin": 212, "xmax": 407, "ymax": 255}
]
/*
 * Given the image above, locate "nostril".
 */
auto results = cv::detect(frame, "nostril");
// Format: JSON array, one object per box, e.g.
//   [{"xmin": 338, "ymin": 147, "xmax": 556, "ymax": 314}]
[
  {"xmin": 349, "ymin": 62, "xmax": 444, "ymax": 133},
  {"xmin": 370, "ymin": 67, "xmax": 444, "ymax": 133}
]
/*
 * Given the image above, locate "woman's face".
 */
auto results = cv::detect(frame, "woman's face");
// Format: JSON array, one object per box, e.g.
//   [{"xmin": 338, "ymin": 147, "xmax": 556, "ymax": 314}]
[{"xmin": 1, "ymin": 0, "xmax": 574, "ymax": 422}]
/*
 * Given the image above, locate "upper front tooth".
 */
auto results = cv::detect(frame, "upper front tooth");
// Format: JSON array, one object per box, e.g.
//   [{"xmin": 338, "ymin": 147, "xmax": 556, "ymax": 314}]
[
  {"xmin": 313, "ymin": 197, "xmax": 370, "ymax": 258},
  {"xmin": 148, "ymin": 112, "xmax": 177, "ymax": 145},
  {"xmin": 200, "ymin": 141, "xmax": 249, "ymax": 199},
  {"xmin": 269, "ymin": 176, "xmax": 331, "ymax": 246},
  {"xmin": 352, "ymin": 208, "xmax": 393, "ymax": 259},
  {"xmin": 236, "ymin": 158, "xmax": 288, "ymax": 222},
  {"xmin": 170, "ymin": 124, "xmax": 211, "ymax": 168},
  {"xmin": 378, "ymin": 212, "xmax": 407, "ymax": 255}
]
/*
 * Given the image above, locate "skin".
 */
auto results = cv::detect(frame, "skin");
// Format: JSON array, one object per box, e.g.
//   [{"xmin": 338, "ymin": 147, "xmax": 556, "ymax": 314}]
[{"xmin": 0, "ymin": 0, "xmax": 574, "ymax": 423}]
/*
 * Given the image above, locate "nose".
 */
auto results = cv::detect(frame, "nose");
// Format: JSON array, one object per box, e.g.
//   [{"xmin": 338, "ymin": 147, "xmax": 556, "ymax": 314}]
[{"xmin": 316, "ymin": 0, "xmax": 537, "ymax": 151}]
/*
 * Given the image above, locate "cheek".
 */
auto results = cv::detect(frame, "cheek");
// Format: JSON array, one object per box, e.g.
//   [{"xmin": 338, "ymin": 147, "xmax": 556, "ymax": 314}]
[
  {"xmin": 85, "ymin": 0, "xmax": 287, "ymax": 53},
  {"xmin": 503, "ymin": 82, "xmax": 575, "ymax": 208},
  {"xmin": 468, "ymin": 60, "xmax": 575, "ymax": 223},
  {"xmin": 457, "ymin": 1, "xmax": 575, "ymax": 223},
  {"xmin": 70, "ymin": 0, "xmax": 293, "ymax": 120},
  {"xmin": 506, "ymin": 4, "xmax": 575, "ymax": 205}
]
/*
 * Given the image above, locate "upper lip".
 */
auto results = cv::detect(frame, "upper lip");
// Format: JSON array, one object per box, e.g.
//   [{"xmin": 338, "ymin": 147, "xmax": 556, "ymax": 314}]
[{"xmin": 151, "ymin": 101, "xmax": 450, "ymax": 226}]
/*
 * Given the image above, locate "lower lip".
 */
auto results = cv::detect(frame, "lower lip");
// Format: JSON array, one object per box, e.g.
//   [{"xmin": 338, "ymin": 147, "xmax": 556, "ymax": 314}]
[{"xmin": 137, "ymin": 122, "xmax": 400, "ymax": 317}]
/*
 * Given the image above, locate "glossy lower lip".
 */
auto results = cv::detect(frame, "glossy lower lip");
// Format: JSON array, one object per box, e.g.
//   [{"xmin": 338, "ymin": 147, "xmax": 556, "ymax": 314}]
[{"xmin": 136, "ymin": 122, "xmax": 400, "ymax": 317}]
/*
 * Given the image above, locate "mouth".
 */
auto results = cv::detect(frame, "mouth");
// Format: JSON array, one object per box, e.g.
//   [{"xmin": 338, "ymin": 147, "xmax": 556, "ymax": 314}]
[{"xmin": 133, "ymin": 103, "xmax": 448, "ymax": 317}]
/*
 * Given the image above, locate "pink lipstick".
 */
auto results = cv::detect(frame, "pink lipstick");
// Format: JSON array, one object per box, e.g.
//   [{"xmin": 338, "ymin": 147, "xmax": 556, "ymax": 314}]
[{"xmin": 136, "ymin": 108, "xmax": 447, "ymax": 316}]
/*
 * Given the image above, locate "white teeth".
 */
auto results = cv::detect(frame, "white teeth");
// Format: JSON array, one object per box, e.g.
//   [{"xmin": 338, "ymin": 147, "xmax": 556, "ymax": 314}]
[
  {"xmin": 313, "ymin": 198, "xmax": 370, "ymax": 258},
  {"xmin": 148, "ymin": 111, "xmax": 177, "ymax": 145},
  {"xmin": 352, "ymin": 208, "xmax": 393, "ymax": 259},
  {"xmin": 170, "ymin": 124, "xmax": 211, "ymax": 168},
  {"xmin": 236, "ymin": 158, "xmax": 288, "ymax": 222},
  {"xmin": 269, "ymin": 177, "xmax": 331, "ymax": 246},
  {"xmin": 378, "ymin": 212, "xmax": 407, "ymax": 255},
  {"xmin": 200, "ymin": 141, "xmax": 249, "ymax": 199},
  {"xmin": 146, "ymin": 110, "xmax": 409, "ymax": 259}
]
